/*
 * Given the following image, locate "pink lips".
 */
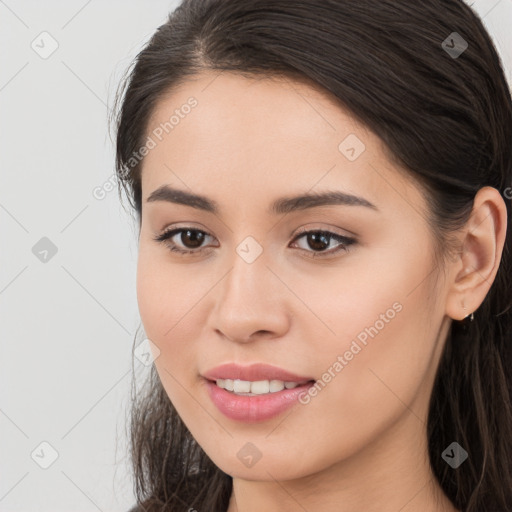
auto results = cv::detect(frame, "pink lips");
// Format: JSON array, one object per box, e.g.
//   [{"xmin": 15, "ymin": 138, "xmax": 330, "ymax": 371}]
[{"xmin": 202, "ymin": 363, "xmax": 315, "ymax": 422}]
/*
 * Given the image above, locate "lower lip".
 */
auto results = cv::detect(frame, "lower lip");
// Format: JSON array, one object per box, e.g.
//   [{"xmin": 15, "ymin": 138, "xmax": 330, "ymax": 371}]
[{"xmin": 204, "ymin": 379, "xmax": 315, "ymax": 422}]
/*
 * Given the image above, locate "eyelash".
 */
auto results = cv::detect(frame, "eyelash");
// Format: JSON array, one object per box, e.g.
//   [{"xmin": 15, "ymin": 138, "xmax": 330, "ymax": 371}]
[{"xmin": 153, "ymin": 226, "xmax": 356, "ymax": 259}]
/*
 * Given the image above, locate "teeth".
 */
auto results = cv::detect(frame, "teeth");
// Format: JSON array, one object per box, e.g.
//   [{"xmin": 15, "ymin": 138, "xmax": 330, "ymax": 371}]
[
  {"xmin": 215, "ymin": 378, "xmax": 303, "ymax": 395},
  {"xmin": 270, "ymin": 380, "xmax": 285, "ymax": 392},
  {"xmin": 233, "ymin": 379, "xmax": 251, "ymax": 393}
]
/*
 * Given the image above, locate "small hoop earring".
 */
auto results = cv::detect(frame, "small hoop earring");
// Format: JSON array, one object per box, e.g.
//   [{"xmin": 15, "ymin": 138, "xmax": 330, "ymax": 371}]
[{"xmin": 462, "ymin": 302, "xmax": 474, "ymax": 322}]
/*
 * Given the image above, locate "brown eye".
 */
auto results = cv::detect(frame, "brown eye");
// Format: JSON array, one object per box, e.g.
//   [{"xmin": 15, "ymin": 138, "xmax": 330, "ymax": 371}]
[
  {"xmin": 291, "ymin": 230, "xmax": 356, "ymax": 258},
  {"xmin": 154, "ymin": 228, "xmax": 214, "ymax": 255}
]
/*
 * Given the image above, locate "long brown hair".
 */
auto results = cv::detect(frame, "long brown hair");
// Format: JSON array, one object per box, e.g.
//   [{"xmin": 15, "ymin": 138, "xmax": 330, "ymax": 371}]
[{"xmin": 112, "ymin": 1, "xmax": 512, "ymax": 510}]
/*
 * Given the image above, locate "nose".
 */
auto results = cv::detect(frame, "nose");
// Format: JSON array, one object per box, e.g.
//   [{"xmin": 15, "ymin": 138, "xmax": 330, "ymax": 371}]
[{"xmin": 208, "ymin": 246, "xmax": 291, "ymax": 344}]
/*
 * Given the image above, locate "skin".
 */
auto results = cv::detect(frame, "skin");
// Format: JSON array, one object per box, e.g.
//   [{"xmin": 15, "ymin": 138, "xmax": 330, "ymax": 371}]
[{"xmin": 136, "ymin": 70, "xmax": 507, "ymax": 512}]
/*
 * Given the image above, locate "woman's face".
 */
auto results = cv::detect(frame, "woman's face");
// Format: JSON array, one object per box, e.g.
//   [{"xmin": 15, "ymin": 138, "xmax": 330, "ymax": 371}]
[{"xmin": 136, "ymin": 70, "xmax": 453, "ymax": 481}]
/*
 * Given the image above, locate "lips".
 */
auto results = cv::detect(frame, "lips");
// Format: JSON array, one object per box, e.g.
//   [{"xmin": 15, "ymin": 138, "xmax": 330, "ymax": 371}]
[
  {"xmin": 201, "ymin": 362, "xmax": 316, "ymax": 422},
  {"xmin": 202, "ymin": 362, "xmax": 314, "ymax": 383}
]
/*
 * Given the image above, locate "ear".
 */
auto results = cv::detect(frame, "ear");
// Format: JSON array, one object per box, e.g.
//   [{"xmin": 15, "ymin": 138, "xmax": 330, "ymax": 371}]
[{"xmin": 445, "ymin": 186, "xmax": 508, "ymax": 321}]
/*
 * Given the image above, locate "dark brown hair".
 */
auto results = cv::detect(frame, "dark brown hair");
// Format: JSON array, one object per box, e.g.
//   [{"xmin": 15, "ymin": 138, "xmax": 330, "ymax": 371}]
[{"xmin": 112, "ymin": 1, "xmax": 512, "ymax": 510}]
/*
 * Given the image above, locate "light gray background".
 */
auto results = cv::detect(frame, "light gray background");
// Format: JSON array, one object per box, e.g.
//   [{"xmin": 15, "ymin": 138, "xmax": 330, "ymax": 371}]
[{"xmin": 1, "ymin": 1, "xmax": 511, "ymax": 511}]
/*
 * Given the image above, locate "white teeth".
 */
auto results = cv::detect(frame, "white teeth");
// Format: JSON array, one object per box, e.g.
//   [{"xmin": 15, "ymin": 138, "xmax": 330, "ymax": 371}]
[
  {"xmin": 215, "ymin": 378, "xmax": 303, "ymax": 395},
  {"xmin": 270, "ymin": 379, "xmax": 285, "ymax": 392},
  {"xmin": 233, "ymin": 379, "xmax": 251, "ymax": 393},
  {"xmin": 250, "ymin": 380, "xmax": 270, "ymax": 394}
]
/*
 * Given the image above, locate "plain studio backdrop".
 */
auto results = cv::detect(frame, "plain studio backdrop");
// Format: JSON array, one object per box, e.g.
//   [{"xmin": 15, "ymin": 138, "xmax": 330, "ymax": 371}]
[{"xmin": 0, "ymin": 1, "xmax": 511, "ymax": 511}]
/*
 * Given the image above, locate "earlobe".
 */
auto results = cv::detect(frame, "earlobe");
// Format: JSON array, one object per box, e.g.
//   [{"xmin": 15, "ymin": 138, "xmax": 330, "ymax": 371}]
[{"xmin": 445, "ymin": 186, "xmax": 507, "ymax": 322}]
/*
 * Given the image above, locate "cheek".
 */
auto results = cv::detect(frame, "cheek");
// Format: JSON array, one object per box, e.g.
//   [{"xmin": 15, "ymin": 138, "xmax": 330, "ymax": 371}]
[
  {"xmin": 292, "ymin": 240, "xmax": 434, "ymax": 379},
  {"xmin": 136, "ymin": 251, "xmax": 190, "ymax": 370},
  {"xmin": 284, "ymin": 239, "xmax": 434, "ymax": 360},
  {"xmin": 136, "ymin": 248, "xmax": 211, "ymax": 386},
  {"xmin": 136, "ymin": 245, "xmax": 201, "ymax": 341},
  {"xmin": 297, "ymin": 253, "xmax": 439, "ymax": 441},
  {"xmin": 136, "ymin": 254, "xmax": 166, "ymax": 341},
  {"xmin": 136, "ymin": 255, "xmax": 202, "ymax": 421}
]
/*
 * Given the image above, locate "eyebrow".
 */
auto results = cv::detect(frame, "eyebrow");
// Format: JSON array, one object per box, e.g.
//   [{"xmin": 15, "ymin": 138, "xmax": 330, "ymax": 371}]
[{"xmin": 146, "ymin": 185, "xmax": 378, "ymax": 215}]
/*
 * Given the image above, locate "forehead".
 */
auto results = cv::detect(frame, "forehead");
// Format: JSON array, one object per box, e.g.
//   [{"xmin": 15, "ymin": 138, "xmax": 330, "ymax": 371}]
[
  {"xmin": 145, "ymin": 70, "xmax": 369, "ymax": 161},
  {"xmin": 141, "ymin": 70, "xmax": 423, "ymax": 217}
]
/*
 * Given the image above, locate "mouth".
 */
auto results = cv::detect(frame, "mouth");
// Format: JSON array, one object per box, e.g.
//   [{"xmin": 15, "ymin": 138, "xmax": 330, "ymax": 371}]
[
  {"xmin": 201, "ymin": 362, "xmax": 316, "ymax": 421},
  {"xmin": 203, "ymin": 377, "xmax": 316, "ymax": 422}
]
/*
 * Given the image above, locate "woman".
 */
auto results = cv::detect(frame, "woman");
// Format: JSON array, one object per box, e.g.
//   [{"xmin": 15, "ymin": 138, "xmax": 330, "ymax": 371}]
[{"xmin": 113, "ymin": 0, "xmax": 512, "ymax": 510}]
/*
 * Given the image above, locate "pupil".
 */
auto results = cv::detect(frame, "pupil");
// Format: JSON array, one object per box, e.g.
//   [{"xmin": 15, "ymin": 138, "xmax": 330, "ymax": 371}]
[{"xmin": 308, "ymin": 232, "xmax": 329, "ymax": 251}]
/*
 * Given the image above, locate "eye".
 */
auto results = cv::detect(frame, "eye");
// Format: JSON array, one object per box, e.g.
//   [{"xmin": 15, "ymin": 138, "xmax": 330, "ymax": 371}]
[
  {"xmin": 290, "ymin": 228, "xmax": 356, "ymax": 258},
  {"xmin": 153, "ymin": 226, "xmax": 356, "ymax": 258},
  {"xmin": 153, "ymin": 227, "xmax": 217, "ymax": 255}
]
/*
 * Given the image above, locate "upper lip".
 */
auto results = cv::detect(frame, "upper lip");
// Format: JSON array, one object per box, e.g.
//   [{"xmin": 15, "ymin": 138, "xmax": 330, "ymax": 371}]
[{"xmin": 202, "ymin": 363, "xmax": 314, "ymax": 383}]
